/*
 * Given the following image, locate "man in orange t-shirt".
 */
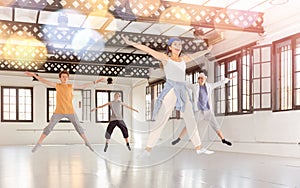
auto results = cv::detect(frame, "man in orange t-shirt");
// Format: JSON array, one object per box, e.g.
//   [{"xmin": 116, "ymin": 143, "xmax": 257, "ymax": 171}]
[{"xmin": 25, "ymin": 70, "xmax": 104, "ymax": 152}]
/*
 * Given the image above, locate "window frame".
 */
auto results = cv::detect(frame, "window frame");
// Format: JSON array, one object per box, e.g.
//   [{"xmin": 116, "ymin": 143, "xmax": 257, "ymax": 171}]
[
  {"xmin": 1, "ymin": 86, "xmax": 33, "ymax": 122},
  {"xmin": 251, "ymin": 44, "xmax": 272, "ymax": 111},
  {"xmin": 214, "ymin": 43, "xmax": 255, "ymax": 116},
  {"xmin": 273, "ymin": 33, "xmax": 300, "ymax": 112}
]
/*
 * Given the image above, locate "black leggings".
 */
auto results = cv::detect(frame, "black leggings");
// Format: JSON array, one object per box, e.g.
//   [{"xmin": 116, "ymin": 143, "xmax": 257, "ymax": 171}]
[{"xmin": 105, "ymin": 120, "xmax": 129, "ymax": 139}]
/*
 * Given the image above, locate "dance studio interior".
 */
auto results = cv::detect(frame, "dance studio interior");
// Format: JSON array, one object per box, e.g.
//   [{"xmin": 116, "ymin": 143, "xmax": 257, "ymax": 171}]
[{"xmin": 0, "ymin": 0, "xmax": 300, "ymax": 187}]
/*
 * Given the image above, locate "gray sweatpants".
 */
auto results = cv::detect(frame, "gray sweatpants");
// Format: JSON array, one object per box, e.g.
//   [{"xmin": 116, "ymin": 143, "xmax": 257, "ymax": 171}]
[
  {"xmin": 195, "ymin": 110, "xmax": 221, "ymax": 132},
  {"xmin": 43, "ymin": 114, "xmax": 85, "ymax": 135}
]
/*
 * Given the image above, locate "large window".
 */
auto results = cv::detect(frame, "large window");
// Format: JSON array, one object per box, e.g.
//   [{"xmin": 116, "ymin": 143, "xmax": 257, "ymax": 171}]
[
  {"xmin": 215, "ymin": 44, "xmax": 253, "ymax": 115},
  {"xmin": 215, "ymin": 57, "xmax": 239, "ymax": 115},
  {"xmin": 226, "ymin": 58, "xmax": 239, "ymax": 113},
  {"xmin": 95, "ymin": 90, "xmax": 123, "ymax": 123},
  {"xmin": 47, "ymin": 88, "xmax": 91, "ymax": 122},
  {"xmin": 1, "ymin": 86, "xmax": 33, "ymax": 122},
  {"xmin": 295, "ymin": 38, "xmax": 300, "ymax": 107},
  {"xmin": 273, "ymin": 33, "xmax": 300, "ymax": 111},
  {"xmin": 215, "ymin": 63, "xmax": 226, "ymax": 115},
  {"xmin": 252, "ymin": 45, "xmax": 272, "ymax": 110}
]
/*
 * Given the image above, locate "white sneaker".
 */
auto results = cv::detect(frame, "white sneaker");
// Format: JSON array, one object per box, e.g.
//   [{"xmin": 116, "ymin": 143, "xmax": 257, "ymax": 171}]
[{"xmin": 196, "ymin": 148, "xmax": 214, "ymax": 155}]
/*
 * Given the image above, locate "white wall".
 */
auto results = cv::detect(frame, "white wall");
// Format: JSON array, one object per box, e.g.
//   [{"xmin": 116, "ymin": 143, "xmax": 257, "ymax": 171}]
[{"xmin": 0, "ymin": 73, "xmax": 134, "ymax": 146}]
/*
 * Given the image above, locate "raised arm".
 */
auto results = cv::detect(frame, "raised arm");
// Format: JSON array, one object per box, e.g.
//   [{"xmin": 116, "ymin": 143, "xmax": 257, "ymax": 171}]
[
  {"xmin": 183, "ymin": 45, "xmax": 213, "ymax": 63},
  {"xmin": 211, "ymin": 75, "xmax": 236, "ymax": 89},
  {"xmin": 24, "ymin": 71, "xmax": 56, "ymax": 87},
  {"xmin": 121, "ymin": 102, "xmax": 139, "ymax": 113},
  {"xmin": 73, "ymin": 77, "xmax": 105, "ymax": 89},
  {"xmin": 91, "ymin": 102, "xmax": 110, "ymax": 112},
  {"xmin": 122, "ymin": 36, "xmax": 169, "ymax": 64}
]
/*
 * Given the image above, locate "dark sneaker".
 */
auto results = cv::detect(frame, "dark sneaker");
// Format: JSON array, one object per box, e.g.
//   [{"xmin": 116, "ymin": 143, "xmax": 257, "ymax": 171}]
[
  {"xmin": 222, "ymin": 139, "xmax": 232, "ymax": 146},
  {"xmin": 104, "ymin": 143, "xmax": 108, "ymax": 152},
  {"xmin": 126, "ymin": 143, "xmax": 131, "ymax": 151},
  {"xmin": 32, "ymin": 143, "xmax": 41, "ymax": 153},
  {"xmin": 171, "ymin": 138, "xmax": 181, "ymax": 145}
]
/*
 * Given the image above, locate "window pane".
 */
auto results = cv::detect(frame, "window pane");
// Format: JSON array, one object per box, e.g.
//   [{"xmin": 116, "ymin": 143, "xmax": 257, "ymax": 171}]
[
  {"xmin": 253, "ymin": 94, "xmax": 260, "ymax": 109},
  {"xmin": 261, "ymin": 47, "xmax": 271, "ymax": 62},
  {"xmin": 296, "ymin": 55, "xmax": 300, "ymax": 71},
  {"xmin": 262, "ymin": 94, "xmax": 271, "ymax": 108},
  {"xmin": 253, "ymin": 48, "xmax": 261, "ymax": 63},
  {"xmin": 262, "ymin": 78, "xmax": 271, "ymax": 93},
  {"xmin": 253, "ymin": 64, "xmax": 260, "ymax": 78},
  {"xmin": 253, "ymin": 79, "xmax": 260, "ymax": 93},
  {"xmin": 261, "ymin": 63, "xmax": 271, "ymax": 77},
  {"xmin": 227, "ymin": 60, "xmax": 237, "ymax": 71}
]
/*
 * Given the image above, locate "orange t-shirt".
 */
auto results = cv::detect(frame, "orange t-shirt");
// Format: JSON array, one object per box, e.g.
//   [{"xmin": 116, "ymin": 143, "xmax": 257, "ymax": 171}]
[{"xmin": 54, "ymin": 83, "xmax": 75, "ymax": 114}]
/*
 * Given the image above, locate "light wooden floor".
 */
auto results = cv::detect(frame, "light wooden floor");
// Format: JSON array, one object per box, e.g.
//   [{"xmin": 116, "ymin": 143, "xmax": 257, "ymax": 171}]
[{"xmin": 0, "ymin": 144, "xmax": 299, "ymax": 188}]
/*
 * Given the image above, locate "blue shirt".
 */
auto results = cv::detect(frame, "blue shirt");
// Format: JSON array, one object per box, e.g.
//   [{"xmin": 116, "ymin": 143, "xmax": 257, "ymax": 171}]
[{"xmin": 198, "ymin": 85, "xmax": 210, "ymax": 111}]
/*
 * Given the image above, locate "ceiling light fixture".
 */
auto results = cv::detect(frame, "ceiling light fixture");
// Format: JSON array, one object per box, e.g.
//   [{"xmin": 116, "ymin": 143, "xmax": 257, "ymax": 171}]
[
  {"xmin": 107, "ymin": 77, "xmax": 113, "ymax": 84},
  {"xmin": 269, "ymin": 0, "xmax": 289, "ymax": 5}
]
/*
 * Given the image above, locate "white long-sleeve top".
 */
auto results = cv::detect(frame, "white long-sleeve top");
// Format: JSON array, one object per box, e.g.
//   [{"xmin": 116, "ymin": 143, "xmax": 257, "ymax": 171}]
[{"xmin": 188, "ymin": 78, "xmax": 229, "ymax": 112}]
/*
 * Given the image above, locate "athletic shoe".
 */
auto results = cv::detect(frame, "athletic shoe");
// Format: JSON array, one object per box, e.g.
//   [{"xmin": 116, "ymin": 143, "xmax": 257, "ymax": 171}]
[
  {"xmin": 104, "ymin": 143, "xmax": 108, "ymax": 152},
  {"xmin": 32, "ymin": 143, "xmax": 41, "ymax": 153},
  {"xmin": 171, "ymin": 138, "xmax": 181, "ymax": 145},
  {"xmin": 222, "ymin": 139, "xmax": 232, "ymax": 146},
  {"xmin": 196, "ymin": 148, "xmax": 214, "ymax": 155},
  {"xmin": 126, "ymin": 143, "xmax": 131, "ymax": 151}
]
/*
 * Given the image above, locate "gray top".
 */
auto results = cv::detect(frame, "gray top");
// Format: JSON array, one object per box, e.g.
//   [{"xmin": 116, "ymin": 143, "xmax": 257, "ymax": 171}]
[
  {"xmin": 198, "ymin": 85, "xmax": 210, "ymax": 111},
  {"xmin": 110, "ymin": 100, "xmax": 123, "ymax": 121}
]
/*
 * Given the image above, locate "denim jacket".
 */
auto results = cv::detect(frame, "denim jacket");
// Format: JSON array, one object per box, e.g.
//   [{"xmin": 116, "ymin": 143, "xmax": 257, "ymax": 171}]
[{"xmin": 151, "ymin": 79, "xmax": 193, "ymax": 121}]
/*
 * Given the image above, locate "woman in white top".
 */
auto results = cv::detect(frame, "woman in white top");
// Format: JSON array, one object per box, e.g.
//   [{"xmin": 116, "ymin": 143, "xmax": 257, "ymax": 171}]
[{"xmin": 122, "ymin": 36, "xmax": 213, "ymax": 155}]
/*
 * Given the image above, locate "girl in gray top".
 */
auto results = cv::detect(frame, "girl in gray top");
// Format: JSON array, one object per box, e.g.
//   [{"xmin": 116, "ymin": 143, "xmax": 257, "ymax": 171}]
[{"xmin": 91, "ymin": 92, "xmax": 139, "ymax": 152}]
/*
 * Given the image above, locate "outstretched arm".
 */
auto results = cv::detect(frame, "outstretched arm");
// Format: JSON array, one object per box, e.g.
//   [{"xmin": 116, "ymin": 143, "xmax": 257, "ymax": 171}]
[
  {"xmin": 74, "ymin": 77, "xmax": 105, "ymax": 89},
  {"xmin": 121, "ymin": 102, "xmax": 139, "ymax": 113},
  {"xmin": 183, "ymin": 45, "xmax": 213, "ymax": 63},
  {"xmin": 211, "ymin": 75, "xmax": 237, "ymax": 89},
  {"xmin": 91, "ymin": 102, "xmax": 110, "ymax": 112},
  {"xmin": 24, "ymin": 71, "xmax": 56, "ymax": 87},
  {"xmin": 122, "ymin": 36, "xmax": 169, "ymax": 65}
]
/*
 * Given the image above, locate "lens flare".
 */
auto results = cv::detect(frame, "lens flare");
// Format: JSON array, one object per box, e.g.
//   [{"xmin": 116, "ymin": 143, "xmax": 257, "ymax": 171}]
[
  {"xmin": 71, "ymin": 29, "xmax": 105, "ymax": 52},
  {"xmin": 4, "ymin": 33, "xmax": 47, "ymax": 63},
  {"xmin": 0, "ymin": 0, "xmax": 14, "ymax": 6}
]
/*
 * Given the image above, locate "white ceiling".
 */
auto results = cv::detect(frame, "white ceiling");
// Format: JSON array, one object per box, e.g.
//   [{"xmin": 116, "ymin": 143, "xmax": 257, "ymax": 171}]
[{"xmin": 0, "ymin": 0, "xmax": 298, "ymax": 86}]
